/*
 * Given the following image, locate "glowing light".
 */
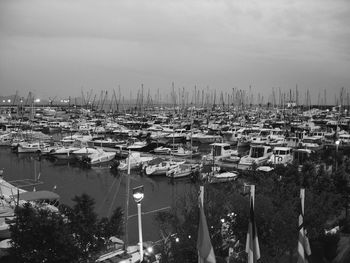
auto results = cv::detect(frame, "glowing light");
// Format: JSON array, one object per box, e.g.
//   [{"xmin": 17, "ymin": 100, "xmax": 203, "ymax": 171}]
[
  {"xmin": 35, "ymin": 98, "xmax": 40, "ymax": 103},
  {"xmin": 7, "ymin": 99, "xmax": 11, "ymax": 103},
  {"xmin": 146, "ymin": 247, "xmax": 153, "ymax": 254},
  {"xmin": 220, "ymin": 218, "xmax": 225, "ymax": 223},
  {"xmin": 175, "ymin": 237, "xmax": 180, "ymax": 243},
  {"xmin": 132, "ymin": 186, "xmax": 144, "ymax": 203}
]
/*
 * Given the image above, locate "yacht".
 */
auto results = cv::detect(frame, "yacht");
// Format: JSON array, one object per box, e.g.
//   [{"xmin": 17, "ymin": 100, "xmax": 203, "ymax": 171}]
[
  {"xmin": 153, "ymin": 146, "xmax": 172, "ymax": 155},
  {"xmin": 300, "ymin": 136, "xmax": 323, "ymax": 151},
  {"xmin": 117, "ymin": 152, "xmax": 154, "ymax": 170},
  {"xmin": 0, "ymin": 133, "xmax": 12, "ymax": 146},
  {"xmin": 127, "ymin": 140, "xmax": 148, "ymax": 151},
  {"xmin": 239, "ymin": 145, "xmax": 273, "ymax": 168},
  {"xmin": 200, "ymin": 164, "xmax": 238, "ymax": 183},
  {"xmin": 203, "ymin": 143, "xmax": 237, "ymax": 162},
  {"xmin": 171, "ymin": 146, "xmax": 200, "ymax": 158},
  {"xmin": 191, "ymin": 133, "xmax": 222, "ymax": 144},
  {"xmin": 84, "ymin": 150, "xmax": 116, "ymax": 165},
  {"xmin": 268, "ymin": 147, "xmax": 293, "ymax": 165},
  {"xmin": 48, "ymin": 145, "xmax": 81, "ymax": 160},
  {"xmin": 143, "ymin": 158, "xmax": 185, "ymax": 176},
  {"xmin": 17, "ymin": 141, "xmax": 50, "ymax": 153},
  {"xmin": 72, "ymin": 147, "xmax": 100, "ymax": 159},
  {"xmin": 165, "ymin": 129, "xmax": 188, "ymax": 143},
  {"xmin": 166, "ymin": 163, "xmax": 201, "ymax": 179}
]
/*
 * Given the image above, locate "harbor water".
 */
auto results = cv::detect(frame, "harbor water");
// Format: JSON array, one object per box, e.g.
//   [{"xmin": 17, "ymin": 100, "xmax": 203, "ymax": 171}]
[{"xmin": 0, "ymin": 147, "xmax": 198, "ymax": 244}]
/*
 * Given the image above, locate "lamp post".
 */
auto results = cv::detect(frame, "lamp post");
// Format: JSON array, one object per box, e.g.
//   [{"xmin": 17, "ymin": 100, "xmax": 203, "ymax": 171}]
[
  {"xmin": 335, "ymin": 140, "xmax": 340, "ymax": 171},
  {"xmin": 133, "ymin": 185, "xmax": 144, "ymax": 261}
]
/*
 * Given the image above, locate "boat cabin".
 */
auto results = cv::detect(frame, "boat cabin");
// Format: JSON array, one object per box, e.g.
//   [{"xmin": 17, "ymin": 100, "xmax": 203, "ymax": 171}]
[
  {"xmin": 210, "ymin": 143, "xmax": 233, "ymax": 158},
  {"xmin": 249, "ymin": 145, "xmax": 272, "ymax": 159},
  {"xmin": 268, "ymin": 147, "xmax": 293, "ymax": 165},
  {"xmin": 293, "ymin": 148, "xmax": 312, "ymax": 165}
]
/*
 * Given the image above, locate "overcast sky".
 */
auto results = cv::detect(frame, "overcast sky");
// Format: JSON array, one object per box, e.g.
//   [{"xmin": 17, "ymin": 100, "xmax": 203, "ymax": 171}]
[{"xmin": 0, "ymin": 0, "xmax": 349, "ymax": 104}]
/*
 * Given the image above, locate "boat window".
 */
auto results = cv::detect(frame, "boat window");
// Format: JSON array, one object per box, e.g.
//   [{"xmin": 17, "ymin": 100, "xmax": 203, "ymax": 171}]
[
  {"xmin": 303, "ymin": 138, "xmax": 321, "ymax": 144},
  {"xmin": 260, "ymin": 131, "xmax": 270, "ymax": 136},
  {"xmin": 294, "ymin": 151, "xmax": 309, "ymax": 164},
  {"xmin": 223, "ymin": 146, "xmax": 231, "ymax": 150},
  {"xmin": 213, "ymin": 146, "xmax": 222, "ymax": 156},
  {"xmin": 251, "ymin": 147, "xmax": 265, "ymax": 158},
  {"xmin": 267, "ymin": 148, "xmax": 272, "ymax": 153}
]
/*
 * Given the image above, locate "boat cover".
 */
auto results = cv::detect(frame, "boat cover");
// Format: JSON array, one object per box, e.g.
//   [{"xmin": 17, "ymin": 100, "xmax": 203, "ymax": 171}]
[{"xmin": 11, "ymin": 190, "xmax": 60, "ymax": 201}]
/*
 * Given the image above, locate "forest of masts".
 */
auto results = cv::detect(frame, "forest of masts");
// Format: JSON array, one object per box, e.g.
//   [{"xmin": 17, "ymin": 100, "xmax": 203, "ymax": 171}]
[{"xmin": 3, "ymin": 84, "xmax": 349, "ymax": 114}]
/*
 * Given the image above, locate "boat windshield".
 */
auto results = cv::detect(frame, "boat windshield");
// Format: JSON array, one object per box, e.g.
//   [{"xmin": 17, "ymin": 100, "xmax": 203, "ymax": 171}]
[
  {"xmin": 274, "ymin": 150, "xmax": 287, "ymax": 155},
  {"xmin": 213, "ymin": 146, "xmax": 222, "ymax": 156},
  {"xmin": 260, "ymin": 130, "xmax": 270, "ymax": 136},
  {"xmin": 251, "ymin": 147, "xmax": 265, "ymax": 158},
  {"xmin": 302, "ymin": 138, "xmax": 321, "ymax": 144}
]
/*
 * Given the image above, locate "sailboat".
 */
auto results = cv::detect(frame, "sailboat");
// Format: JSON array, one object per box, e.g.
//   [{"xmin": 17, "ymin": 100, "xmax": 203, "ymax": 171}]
[
  {"xmin": 200, "ymin": 142, "xmax": 239, "ymax": 184},
  {"xmin": 171, "ymin": 145, "xmax": 200, "ymax": 158},
  {"xmin": 166, "ymin": 163, "xmax": 201, "ymax": 179}
]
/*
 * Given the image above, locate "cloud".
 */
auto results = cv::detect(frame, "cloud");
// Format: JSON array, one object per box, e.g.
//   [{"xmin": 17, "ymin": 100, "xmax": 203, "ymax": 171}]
[{"xmin": 0, "ymin": 0, "xmax": 349, "ymax": 98}]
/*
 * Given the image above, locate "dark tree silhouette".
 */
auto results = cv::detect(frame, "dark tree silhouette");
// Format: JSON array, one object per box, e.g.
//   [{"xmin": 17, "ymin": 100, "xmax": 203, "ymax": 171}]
[{"xmin": 10, "ymin": 203, "xmax": 80, "ymax": 263}]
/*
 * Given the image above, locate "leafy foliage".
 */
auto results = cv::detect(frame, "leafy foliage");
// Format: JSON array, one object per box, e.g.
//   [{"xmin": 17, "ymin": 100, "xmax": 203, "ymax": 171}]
[
  {"xmin": 10, "ymin": 203, "xmax": 80, "ymax": 263},
  {"xmin": 9, "ymin": 194, "xmax": 124, "ymax": 263},
  {"xmin": 155, "ymin": 161, "xmax": 347, "ymax": 263}
]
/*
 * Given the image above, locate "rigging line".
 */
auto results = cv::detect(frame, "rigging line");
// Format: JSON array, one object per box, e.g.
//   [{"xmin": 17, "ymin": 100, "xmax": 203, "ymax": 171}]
[
  {"xmin": 107, "ymin": 174, "xmax": 123, "ymax": 217},
  {"xmin": 128, "ymin": 206, "xmax": 171, "ymax": 219},
  {"xmin": 98, "ymin": 176, "xmax": 118, "ymax": 214}
]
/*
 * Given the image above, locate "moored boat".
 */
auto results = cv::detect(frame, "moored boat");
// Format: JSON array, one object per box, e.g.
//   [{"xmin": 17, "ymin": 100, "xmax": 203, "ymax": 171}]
[
  {"xmin": 83, "ymin": 149, "xmax": 116, "ymax": 165},
  {"xmin": 166, "ymin": 163, "xmax": 201, "ymax": 179},
  {"xmin": 267, "ymin": 146, "xmax": 293, "ymax": 165},
  {"xmin": 239, "ymin": 145, "xmax": 273, "ymax": 169},
  {"xmin": 143, "ymin": 158, "xmax": 185, "ymax": 176}
]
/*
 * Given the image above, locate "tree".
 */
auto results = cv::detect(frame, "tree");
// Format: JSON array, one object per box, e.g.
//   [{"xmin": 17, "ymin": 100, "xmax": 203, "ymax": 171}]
[
  {"xmin": 67, "ymin": 193, "xmax": 105, "ymax": 262},
  {"xmin": 8, "ymin": 194, "xmax": 125, "ymax": 263},
  {"xmin": 10, "ymin": 203, "xmax": 80, "ymax": 263},
  {"xmin": 155, "ymin": 162, "xmax": 345, "ymax": 263},
  {"xmin": 99, "ymin": 206, "xmax": 124, "ymax": 239}
]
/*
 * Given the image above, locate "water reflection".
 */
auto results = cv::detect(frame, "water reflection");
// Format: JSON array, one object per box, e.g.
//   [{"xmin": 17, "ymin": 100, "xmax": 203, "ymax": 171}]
[{"xmin": 0, "ymin": 148, "xmax": 196, "ymax": 243}]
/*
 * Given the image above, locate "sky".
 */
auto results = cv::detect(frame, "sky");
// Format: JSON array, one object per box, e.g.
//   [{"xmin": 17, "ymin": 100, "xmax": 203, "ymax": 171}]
[{"xmin": 0, "ymin": 0, "xmax": 349, "ymax": 104}]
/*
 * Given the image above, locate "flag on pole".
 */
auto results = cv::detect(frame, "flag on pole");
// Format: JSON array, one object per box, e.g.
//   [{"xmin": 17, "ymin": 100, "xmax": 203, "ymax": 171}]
[
  {"xmin": 297, "ymin": 188, "xmax": 311, "ymax": 263},
  {"xmin": 245, "ymin": 185, "xmax": 260, "ymax": 263},
  {"xmin": 197, "ymin": 186, "xmax": 216, "ymax": 263}
]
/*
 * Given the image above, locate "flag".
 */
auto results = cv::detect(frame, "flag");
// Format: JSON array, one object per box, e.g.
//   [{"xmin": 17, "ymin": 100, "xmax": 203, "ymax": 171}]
[
  {"xmin": 197, "ymin": 186, "xmax": 216, "ymax": 263},
  {"xmin": 245, "ymin": 185, "xmax": 260, "ymax": 263},
  {"xmin": 297, "ymin": 188, "xmax": 311, "ymax": 263}
]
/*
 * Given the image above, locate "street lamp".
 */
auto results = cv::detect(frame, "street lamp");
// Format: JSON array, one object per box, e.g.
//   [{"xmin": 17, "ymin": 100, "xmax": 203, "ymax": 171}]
[
  {"xmin": 132, "ymin": 185, "xmax": 144, "ymax": 261},
  {"xmin": 335, "ymin": 140, "xmax": 340, "ymax": 171}
]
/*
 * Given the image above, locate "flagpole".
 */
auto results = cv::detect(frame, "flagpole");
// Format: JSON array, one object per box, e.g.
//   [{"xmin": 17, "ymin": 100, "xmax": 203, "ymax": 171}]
[
  {"xmin": 298, "ymin": 188, "xmax": 311, "ymax": 263},
  {"xmin": 245, "ymin": 184, "xmax": 260, "ymax": 263},
  {"xmin": 197, "ymin": 185, "xmax": 216, "ymax": 263},
  {"xmin": 198, "ymin": 185, "xmax": 204, "ymax": 263},
  {"xmin": 199, "ymin": 185, "xmax": 204, "ymax": 206}
]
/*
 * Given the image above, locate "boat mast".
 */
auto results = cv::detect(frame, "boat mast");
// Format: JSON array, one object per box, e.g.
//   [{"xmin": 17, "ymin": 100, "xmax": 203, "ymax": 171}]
[
  {"xmin": 190, "ymin": 106, "xmax": 193, "ymax": 160},
  {"xmin": 123, "ymin": 149, "xmax": 131, "ymax": 251}
]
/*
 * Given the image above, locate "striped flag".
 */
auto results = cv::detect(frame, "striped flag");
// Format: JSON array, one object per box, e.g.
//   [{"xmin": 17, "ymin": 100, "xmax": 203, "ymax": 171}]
[
  {"xmin": 245, "ymin": 185, "xmax": 260, "ymax": 263},
  {"xmin": 297, "ymin": 188, "xmax": 311, "ymax": 263},
  {"xmin": 197, "ymin": 186, "xmax": 216, "ymax": 263}
]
